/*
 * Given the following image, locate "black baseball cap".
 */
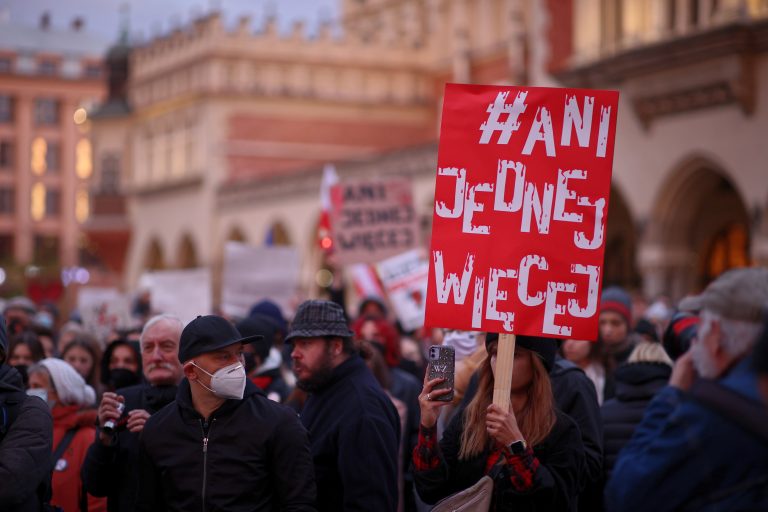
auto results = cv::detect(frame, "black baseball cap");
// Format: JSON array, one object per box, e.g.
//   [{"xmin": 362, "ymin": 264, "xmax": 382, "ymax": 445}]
[{"xmin": 178, "ymin": 315, "xmax": 263, "ymax": 363}]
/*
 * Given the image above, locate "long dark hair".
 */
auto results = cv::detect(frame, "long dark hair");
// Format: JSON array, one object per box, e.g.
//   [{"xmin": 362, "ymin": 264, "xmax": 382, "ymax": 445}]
[{"xmin": 458, "ymin": 348, "xmax": 556, "ymax": 460}]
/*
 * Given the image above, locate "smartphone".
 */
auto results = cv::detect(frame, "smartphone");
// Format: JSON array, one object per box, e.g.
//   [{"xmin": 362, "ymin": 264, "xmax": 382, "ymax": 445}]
[{"xmin": 427, "ymin": 345, "xmax": 455, "ymax": 402}]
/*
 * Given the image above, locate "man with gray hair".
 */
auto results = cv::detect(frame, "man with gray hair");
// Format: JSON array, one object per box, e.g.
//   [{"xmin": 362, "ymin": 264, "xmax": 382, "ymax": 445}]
[
  {"xmin": 82, "ymin": 314, "xmax": 184, "ymax": 512},
  {"xmin": 605, "ymin": 267, "xmax": 768, "ymax": 511}
]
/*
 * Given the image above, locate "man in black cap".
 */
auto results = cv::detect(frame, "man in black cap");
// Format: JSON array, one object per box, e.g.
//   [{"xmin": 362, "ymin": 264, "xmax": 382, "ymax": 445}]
[
  {"xmin": 288, "ymin": 299, "xmax": 400, "ymax": 512},
  {"xmin": 0, "ymin": 314, "xmax": 53, "ymax": 511},
  {"xmin": 136, "ymin": 315, "xmax": 316, "ymax": 511}
]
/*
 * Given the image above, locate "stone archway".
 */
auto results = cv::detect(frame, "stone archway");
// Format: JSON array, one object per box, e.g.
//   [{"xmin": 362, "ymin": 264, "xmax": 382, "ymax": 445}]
[
  {"xmin": 640, "ymin": 156, "xmax": 750, "ymax": 299},
  {"xmin": 265, "ymin": 220, "xmax": 291, "ymax": 246},
  {"xmin": 603, "ymin": 185, "xmax": 640, "ymax": 289},
  {"xmin": 227, "ymin": 226, "xmax": 247, "ymax": 243},
  {"xmin": 177, "ymin": 234, "xmax": 198, "ymax": 269},
  {"xmin": 144, "ymin": 238, "xmax": 165, "ymax": 271}
]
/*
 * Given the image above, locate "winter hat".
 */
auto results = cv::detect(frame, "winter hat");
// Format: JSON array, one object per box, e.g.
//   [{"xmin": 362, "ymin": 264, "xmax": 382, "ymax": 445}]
[
  {"xmin": 40, "ymin": 357, "xmax": 96, "ymax": 406},
  {"xmin": 442, "ymin": 330, "xmax": 478, "ymax": 362},
  {"xmin": 236, "ymin": 314, "xmax": 277, "ymax": 362},
  {"xmin": 634, "ymin": 318, "xmax": 659, "ymax": 342},
  {"xmin": 249, "ymin": 300, "xmax": 287, "ymax": 334},
  {"xmin": 286, "ymin": 300, "xmax": 353, "ymax": 342},
  {"xmin": 4, "ymin": 296, "xmax": 37, "ymax": 315},
  {"xmin": 485, "ymin": 333, "xmax": 558, "ymax": 373},
  {"xmin": 600, "ymin": 286, "xmax": 632, "ymax": 326},
  {"xmin": 678, "ymin": 267, "xmax": 768, "ymax": 323},
  {"xmin": 662, "ymin": 312, "xmax": 699, "ymax": 361}
]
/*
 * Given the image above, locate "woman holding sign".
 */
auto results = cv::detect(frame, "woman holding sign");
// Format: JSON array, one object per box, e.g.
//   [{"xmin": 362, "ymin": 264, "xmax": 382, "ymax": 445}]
[{"xmin": 412, "ymin": 334, "xmax": 584, "ymax": 511}]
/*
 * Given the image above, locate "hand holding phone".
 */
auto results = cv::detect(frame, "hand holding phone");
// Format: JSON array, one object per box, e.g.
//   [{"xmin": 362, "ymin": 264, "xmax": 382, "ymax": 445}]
[{"xmin": 427, "ymin": 345, "xmax": 455, "ymax": 402}]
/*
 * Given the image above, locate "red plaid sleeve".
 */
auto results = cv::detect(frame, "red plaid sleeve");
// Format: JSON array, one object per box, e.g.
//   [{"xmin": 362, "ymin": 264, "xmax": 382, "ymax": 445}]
[
  {"xmin": 502, "ymin": 446, "xmax": 540, "ymax": 491},
  {"xmin": 412, "ymin": 424, "xmax": 441, "ymax": 471}
]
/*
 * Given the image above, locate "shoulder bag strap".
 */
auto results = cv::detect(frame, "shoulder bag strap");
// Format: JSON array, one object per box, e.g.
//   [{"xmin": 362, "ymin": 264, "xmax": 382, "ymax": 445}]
[
  {"xmin": 688, "ymin": 378, "xmax": 768, "ymax": 442},
  {"xmin": 51, "ymin": 428, "xmax": 78, "ymax": 472}
]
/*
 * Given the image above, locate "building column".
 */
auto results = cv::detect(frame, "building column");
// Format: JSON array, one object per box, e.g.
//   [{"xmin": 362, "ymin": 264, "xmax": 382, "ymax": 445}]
[
  {"xmin": 15, "ymin": 96, "xmax": 33, "ymax": 264},
  {"xmin": 637, "ymin": 241, "xmax": 698, "ymax": 300},
  {"xmin": 61, "ymin": 98, "xmax": 77, "ymax": 268}
]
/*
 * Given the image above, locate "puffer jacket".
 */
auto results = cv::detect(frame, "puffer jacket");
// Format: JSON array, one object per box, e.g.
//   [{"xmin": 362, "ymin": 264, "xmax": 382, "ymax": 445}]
[{"xmin": 0, "ymin": 364, "xmax": 53, "ymax": 512}]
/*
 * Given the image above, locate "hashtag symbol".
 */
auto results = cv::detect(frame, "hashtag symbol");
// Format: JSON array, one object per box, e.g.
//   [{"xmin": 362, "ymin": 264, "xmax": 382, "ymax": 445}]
[{"xmin": 478, "ymin": 90, "xmax": 529, "ymax": 144}]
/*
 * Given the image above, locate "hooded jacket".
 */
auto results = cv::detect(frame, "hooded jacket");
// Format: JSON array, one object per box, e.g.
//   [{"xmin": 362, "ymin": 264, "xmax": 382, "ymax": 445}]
[
  {"xmin": 600, "ymin": 362, "xmax": 670, "ymax": 477},
  {"xmin": 605, "ymin": 357, "xmax": 768, "ymax": 511},
  {"xmin": 300, "ymin": 354, "xmax": 401, "ymax": 512},
  {"xmin": 82, "ymin": 383, "xmax": 177, "ymax": 512},
  {"xmin": 136, "ymin": 378, "xmax": 316, "ymax": 512},
  {"xmin": 0, "ymin": 364, "xmax": 53, "ymax": 512},
  {"xmin": 50, "ymin": 404, "xmax": 107, "ymax": 512}
]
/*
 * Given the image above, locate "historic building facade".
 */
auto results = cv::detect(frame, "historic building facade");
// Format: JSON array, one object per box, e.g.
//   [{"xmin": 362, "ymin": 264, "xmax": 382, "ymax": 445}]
[
  {"xmin": 105, "ymin": 0, "xmax": 768, "ymax": 308},
  {"xmin": 0, "ymin": 13, "xmax": 107, "ymax": 299}
]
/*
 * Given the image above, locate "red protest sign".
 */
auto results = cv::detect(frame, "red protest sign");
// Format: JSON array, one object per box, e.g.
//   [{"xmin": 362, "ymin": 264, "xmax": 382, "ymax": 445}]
[{"xmin": 425, "ymin": 84, "xmax": 619, "ymax": 340}]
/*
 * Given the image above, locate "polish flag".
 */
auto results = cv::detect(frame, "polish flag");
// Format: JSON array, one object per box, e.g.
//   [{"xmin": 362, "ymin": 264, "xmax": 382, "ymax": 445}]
[{"xmin": 318, "ymin": 163, "xmax": 338, "ymax": 251}]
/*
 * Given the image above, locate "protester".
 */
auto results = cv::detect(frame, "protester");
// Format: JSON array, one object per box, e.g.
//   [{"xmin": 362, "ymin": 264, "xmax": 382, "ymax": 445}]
[
  {"xmin": 62, "ymin": 333, "xmax": 103, "ymax": 395},
  {"xmin": 28, "ymin": 358, "xmax": 106, "ymax": 512},
  {"xmin": 414, "ymin": 333, "xmax": 585, "ymax": 511},
  {"xmin": 236, "ymin": 313, "xmax": 291, "ymax": 402},
  {"xmin": 561, "ymin": 338, "xmax": 608, "ymax": 404},
  {"xmin": 100, "ymin": 337, "xmax": 143, "ymax": 392},
  {"xmin": 600, "ymin": 339, "xmax": 672, "ymax": 478},
  {"xmin": 83, "ymin": 314, "xmax": 184, "ymax": 512},
  {"xmin": 0, "ymin": 315, "xmax": 53, "ymax": 512},
  {"xmin": 605, "ymin": 267, "xmax": 768, "ymax": 511},
  {"xmin": 352, "ymin": 315, "xmax": 402, "ymax": 367},
  {"xmin": 3, "ymin": 296, "xmax": 37, "ymax": 336},
  {"xmin": 136, "ymin": 315, "xmax": 316, "ymax": 511},
  {"xmin": 7, "ymin": 331, "xmax": 46, "ymax": 387},
  {"xmin": 288, "ymin": 299, "xmax": 400, "ymax": 511},
  {"xmin": 599, "ymin": 286, "xmax": 635, "ymax": 370}
]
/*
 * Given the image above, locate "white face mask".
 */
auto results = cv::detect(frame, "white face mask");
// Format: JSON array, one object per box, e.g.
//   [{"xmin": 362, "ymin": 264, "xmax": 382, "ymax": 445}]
[
  {"xmin": 27, "ymin": 388, "xmax": 49, "ymax": 404},
  {"xmin": 192, "ymin": 361, "xmax": 247, "ymax": 400}
]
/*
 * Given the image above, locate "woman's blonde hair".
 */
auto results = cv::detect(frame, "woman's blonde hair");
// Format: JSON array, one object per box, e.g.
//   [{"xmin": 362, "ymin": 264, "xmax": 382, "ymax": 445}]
[
  {"xmin": 458, "ymin": 347, "xmax": 556, "ymax": 460},
  {"xmin": 627, "ymin": 340, "xmax": 673, "ymax": 366}
]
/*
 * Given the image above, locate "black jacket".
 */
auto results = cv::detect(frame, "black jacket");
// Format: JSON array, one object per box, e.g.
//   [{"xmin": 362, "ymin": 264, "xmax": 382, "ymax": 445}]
[
  {"xmin": 600, "ymin": 362, "xmax": 671, "ymax": 477},
  {"xmin": 136, "ymin": 379, "xmax": 316, "ymax": 512},
  {"xmin": 300, "ymin": 355, "xmax": 401, "ymax": 512},
  {"xmin": 414, "ymin": 408, "xmax": 585, "ymax": 511},
  {"xmin": 0, "ymin": 364, "xmax": 53, "ymax": 512},
  {"xmin": 81, "ymin": 383, "xmax": 177, "ymax": 512}
]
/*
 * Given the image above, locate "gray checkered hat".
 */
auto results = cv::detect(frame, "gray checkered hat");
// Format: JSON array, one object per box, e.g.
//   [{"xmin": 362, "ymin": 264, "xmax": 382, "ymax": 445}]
[{"xmin": 286, "ymin": 300, "xmax": 354, "ymax": 341}]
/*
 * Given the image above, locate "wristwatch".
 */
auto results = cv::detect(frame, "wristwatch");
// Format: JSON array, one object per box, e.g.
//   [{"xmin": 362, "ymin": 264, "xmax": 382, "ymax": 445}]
[{"xmin": 507, "ymin": 439, "xmax": 527, "ymax": 455}]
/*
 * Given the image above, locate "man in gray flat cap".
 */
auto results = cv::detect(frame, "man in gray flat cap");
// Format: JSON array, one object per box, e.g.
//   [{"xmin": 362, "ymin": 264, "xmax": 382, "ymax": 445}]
[
  {"xmin": 288, "ymin": 300, "xmax": 400, "ymax": 512},
  {"xmin": 605, "ymin": 267, "xmax": 768, "ymax": 511}
]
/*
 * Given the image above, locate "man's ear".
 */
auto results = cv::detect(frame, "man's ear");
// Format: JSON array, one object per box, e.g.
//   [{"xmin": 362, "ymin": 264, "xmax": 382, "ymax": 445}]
[
  {"xmin": 706, "ymin": 319, "xmax": 723, "ymax": 355},
  {"xmin": 183, "ymin": 361, "xmax": 197, "ymax": 380},
  {"xmin": 331, "ymin": 338, "xmax": 344, "ymax": 357}
]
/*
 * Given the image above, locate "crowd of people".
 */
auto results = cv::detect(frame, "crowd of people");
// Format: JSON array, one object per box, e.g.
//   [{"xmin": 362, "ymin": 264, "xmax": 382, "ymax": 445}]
[{"xmin": 0, "ymin": 266, "xmax": 767, "ymax": 511}]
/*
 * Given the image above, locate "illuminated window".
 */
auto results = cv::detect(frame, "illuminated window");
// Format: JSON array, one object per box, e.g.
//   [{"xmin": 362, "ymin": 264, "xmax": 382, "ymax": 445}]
[
  {"xmin": 704, "ymin": 224, "xmax": 750, "ymax": 283},
  {"xmin": 76, "ymin": 139, "xmax": 92, "ymax": 178},
  {"xmin": 31, "ymin": 137, "xmax": 47, "ymax": 175},
  {"xmin": 31, "ymin": 183, "xmax": 45, "ymax": 220},
  {"xmin": 75, "ymin": 186, "xmax": 89, "ymax": 223}
]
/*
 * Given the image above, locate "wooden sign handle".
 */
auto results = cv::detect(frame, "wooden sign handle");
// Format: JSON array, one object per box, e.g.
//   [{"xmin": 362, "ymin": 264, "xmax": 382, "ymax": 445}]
[{"xmin": 492, "ymin": 333, "xmax": 516, "ymax": 413}]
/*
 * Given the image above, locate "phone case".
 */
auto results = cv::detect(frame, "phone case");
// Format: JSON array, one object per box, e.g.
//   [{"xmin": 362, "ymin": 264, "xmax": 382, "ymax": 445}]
[{"xmin": 427, "ymin": 345, "xmax": 455, "ymax": 402}]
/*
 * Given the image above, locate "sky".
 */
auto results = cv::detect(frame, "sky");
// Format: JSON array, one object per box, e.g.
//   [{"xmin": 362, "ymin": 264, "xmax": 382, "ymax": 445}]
[{"xmin": 0, "ymin": 0, "xmax": 340, "ymax": 44}]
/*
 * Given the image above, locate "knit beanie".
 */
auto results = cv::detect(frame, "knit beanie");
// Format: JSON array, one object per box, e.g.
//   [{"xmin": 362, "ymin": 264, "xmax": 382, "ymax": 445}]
[
  {"xmin": 485, "ymin": 333, "xmax": 558, "ymax": 373},
  {"xmin": 40, "ymin": 357, "xmax": 96, "ymax": 406},
  {"xmin": 600, "ymin": 286, "xmax": 632, "ymax": 326},
  {"xmin": 662, "ymin": 312, "xmax": 699, "ymax": 361}
]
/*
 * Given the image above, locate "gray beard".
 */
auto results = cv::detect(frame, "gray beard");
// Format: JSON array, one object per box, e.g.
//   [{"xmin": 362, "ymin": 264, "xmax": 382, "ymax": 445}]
[{"xmin": 691, "ymin": 341, "xmax": 719, "ymax": 379}]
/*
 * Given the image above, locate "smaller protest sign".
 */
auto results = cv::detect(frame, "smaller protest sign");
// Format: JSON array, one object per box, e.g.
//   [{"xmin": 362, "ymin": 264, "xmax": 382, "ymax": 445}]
[
  {"xmin": 77, "ymin": 287, "xmax": 132, "ymax": 343},
  {"xmin": 376, "ymin": 250, "xmax": 429, "ymax": 332},
  {"xmin": 221, "ymin": 242, "xmax": 300, "ymax": 319},
  {"xmin": 330, "ymin": 178, "xmax": 419, "ymax": 265},
  {"xmin": 142, "ymin": 268, "xmax": 211, "ymax": 325}
]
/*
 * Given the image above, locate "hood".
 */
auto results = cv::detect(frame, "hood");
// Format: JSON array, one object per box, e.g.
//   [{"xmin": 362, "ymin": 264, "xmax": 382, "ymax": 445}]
[
  {"xmin": 613, "ymin": 362, "xmax": 671, "ymax": 402},
  {"xmin": 256, "ymin": 347, "xmax": 282, "ymax": 375},
  {"xmin": 53, "ymin": 404, "xmax": 98, "ymax": 430},
  {"xmin": 0, "ymin": 364, "xmax": 24, "ymax": 393}
]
